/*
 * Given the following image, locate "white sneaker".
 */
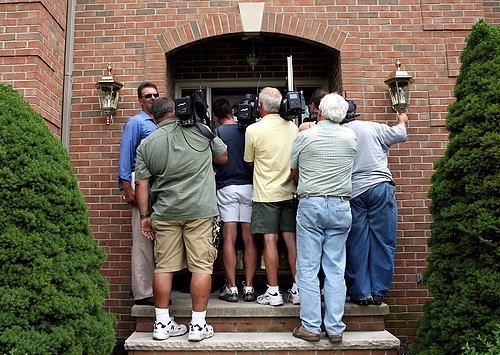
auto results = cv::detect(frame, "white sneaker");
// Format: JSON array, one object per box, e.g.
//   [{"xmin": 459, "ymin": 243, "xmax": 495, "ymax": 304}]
[
  {"xmin": 188, "ymin": 322, "xmax": 214, "ymax": 342},
  {"xmin": 152, "ymin": 318, "xmax": 187, "ymax": 340},
  {"xmin": 219, "ymin": 285, "xmax": 239, "ymax": 302},
  {"xmin": 256, "ymin": 288, "xmax": 283, "ymax": 306},
  {"xmin": 288, "ymin": 288, "xmax": 300, "ymax": 305}
]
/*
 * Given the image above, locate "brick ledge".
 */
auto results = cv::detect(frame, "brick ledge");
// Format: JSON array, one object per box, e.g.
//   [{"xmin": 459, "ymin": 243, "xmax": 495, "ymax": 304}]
[{"xmin": 132, "ymin": 290, "xmax": 389, "ymax": 318}]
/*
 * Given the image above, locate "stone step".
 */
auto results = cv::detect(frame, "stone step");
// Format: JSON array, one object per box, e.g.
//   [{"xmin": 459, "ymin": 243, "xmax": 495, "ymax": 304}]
[
  {"xmin": 132, "ymin": 291, "xmax": 389, "ymax": 333},
  {"xmin": 125, "ymin": 330, "xmax": 400, "ymax": 354}
]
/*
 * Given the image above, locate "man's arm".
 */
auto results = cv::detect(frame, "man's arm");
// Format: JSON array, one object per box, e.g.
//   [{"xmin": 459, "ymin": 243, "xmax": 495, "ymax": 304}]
[
  {"xmin": 121, "ymin": 179, "xmax": 136, "ymax": 206},
  {"xmin": 213, "ymin": 150, "xmax": 228, "ymax": 164},
  {"xmin": 135, "ymin": 178, "xmax": 155, "ymax": 240},
  {"xmin": 118, "ymin": 117, "xmax": 140, "ymax": 202},
  {"xmin": 290, "ymin": 168, "xmax": 299, "ymax": 183}
]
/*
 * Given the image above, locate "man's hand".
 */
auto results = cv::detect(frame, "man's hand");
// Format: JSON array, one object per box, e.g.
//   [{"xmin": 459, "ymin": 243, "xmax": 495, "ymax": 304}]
[
  {"xmin": 140, "ymin": 217, "xmax": 156, "ymax": 240},
  {"xmin": 122, "ymin": 180, "xmax": 136, "ymax": 206},
  {"xmin": 398, "ymin": 112, "xmax": 409, "ymax": 127}
]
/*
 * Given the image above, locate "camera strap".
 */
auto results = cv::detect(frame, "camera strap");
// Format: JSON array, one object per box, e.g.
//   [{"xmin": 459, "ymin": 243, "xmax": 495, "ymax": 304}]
[{"xmin": 196, "ymin": 122, "xmax": 216, "ymax": 140}]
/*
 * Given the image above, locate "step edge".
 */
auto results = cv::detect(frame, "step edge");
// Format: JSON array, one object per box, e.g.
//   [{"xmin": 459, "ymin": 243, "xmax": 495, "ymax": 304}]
[{"xmin": 124, "ymin": 330, "xmax": 400, "ymax": 351}]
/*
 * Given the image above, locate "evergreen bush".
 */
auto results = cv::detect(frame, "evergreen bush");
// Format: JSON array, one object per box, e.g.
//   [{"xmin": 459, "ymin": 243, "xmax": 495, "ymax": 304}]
[
  {"xmin": 411, "ymin": 20, "xmax": 500, "ymax": 354},
  {"xmin": 0, "ymin": 84, "xmax": 116, "ymax": 354}
]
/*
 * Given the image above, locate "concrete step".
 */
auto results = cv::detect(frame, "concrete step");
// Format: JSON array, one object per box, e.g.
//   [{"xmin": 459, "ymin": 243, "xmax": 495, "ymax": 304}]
[
  {"xmin": 132, "ymin": 291, "xmax": 389, "ymax": 333},
  {"xmin": 125, "ymin": 330, "xmax": 400, "ymax": 354}
]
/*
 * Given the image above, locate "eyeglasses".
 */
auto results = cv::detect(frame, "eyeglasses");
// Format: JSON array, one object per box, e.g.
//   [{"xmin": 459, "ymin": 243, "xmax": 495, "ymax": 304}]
[{"xmin": 143, "ymin": 93, "xmax": 159, "ymax": 99}]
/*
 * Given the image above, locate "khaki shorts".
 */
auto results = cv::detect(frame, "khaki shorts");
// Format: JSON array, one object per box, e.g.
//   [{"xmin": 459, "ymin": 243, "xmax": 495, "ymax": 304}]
[
  {"xmin": 152, "ymin": 218, "xmax": 218, "ymax": 274},
  {"xmin": 251, "ymin": 199, "xmax": 296, "ymax": 235}
]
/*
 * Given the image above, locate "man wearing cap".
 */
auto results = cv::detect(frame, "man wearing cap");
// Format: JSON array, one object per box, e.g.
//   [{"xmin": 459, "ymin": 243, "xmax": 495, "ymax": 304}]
[{"xmin": 342, "ymin": 101, "xmax": 408, "ymax": 306}]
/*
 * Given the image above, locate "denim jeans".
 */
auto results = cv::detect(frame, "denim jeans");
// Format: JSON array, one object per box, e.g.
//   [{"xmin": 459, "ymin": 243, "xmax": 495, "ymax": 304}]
[
  {"xmin": 296, "ymin": 196, "xmax": 351, "ymax": 336},
  {"xmin": 345, "ymin": 182, "xmax": 397, "ymax": 300}
]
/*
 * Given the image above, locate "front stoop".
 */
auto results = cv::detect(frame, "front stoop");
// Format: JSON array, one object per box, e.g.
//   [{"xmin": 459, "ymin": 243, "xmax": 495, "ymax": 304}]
[
  {"xmin": 125, "ymin": 330, "xmax": 400, "ymax": 354},
  {"xmin": 126, "ymin": 291, "xmax": 400, "ymax": 354}
]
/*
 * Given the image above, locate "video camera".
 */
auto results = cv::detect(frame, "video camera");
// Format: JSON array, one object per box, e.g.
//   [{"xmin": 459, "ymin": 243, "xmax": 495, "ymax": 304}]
[
  {"xmin": 174, "ymin": 89, "xmax": 216, "ymax": 140},
  {"xmin": 175, "ymin": 89, "xmax": 210, "ymax": 128},
  {"xmin": 233, "ymin": 93, "xmax": 258, "ymax": 130},
  {"xmin": 279, "ymin": 91, "xmax": 306, "ymax": 121}
]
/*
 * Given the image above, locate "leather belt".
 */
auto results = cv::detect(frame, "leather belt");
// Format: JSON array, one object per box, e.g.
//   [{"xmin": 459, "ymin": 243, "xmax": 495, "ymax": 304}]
[{"xmin": 300, "ymin": 195, "xmax": 350, "ymax": 201}]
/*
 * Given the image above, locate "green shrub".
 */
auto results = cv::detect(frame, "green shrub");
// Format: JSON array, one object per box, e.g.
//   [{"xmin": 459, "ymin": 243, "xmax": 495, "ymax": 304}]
[
  {"xmin": 463, "ymin": 324, "xmax": 500, "ymax": 355},
  {"xmin": 0, "ymin": 84, "xmax": 116, "ymax": 354},
  {"xmin": 411, "ymin": 20, "xmax": 500, "ymax": 354}
]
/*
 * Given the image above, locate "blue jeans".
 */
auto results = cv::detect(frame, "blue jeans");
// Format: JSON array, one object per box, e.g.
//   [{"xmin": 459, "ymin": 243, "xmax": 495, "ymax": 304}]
[
  {"xmin": 296, "ymin": 196, "xmax": 351, "ymax": 336},
  {"xmin": 345, "ymin": 182, "xmax": 397, "ymax": 300}
]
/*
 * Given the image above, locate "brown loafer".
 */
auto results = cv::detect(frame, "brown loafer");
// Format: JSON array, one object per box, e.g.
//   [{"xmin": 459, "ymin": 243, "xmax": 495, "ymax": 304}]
[
  {"xmin": 328, "ymin": 333, "xmax": 343, "ymax": 343},
  {"xmin": 292, "ymin": 325, "xmax": 320, "ymax": 342}
]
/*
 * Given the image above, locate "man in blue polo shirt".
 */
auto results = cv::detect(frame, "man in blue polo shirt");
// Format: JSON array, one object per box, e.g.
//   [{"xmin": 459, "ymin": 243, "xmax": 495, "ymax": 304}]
[
  {"xmin": 213, "ymin": 98, "xmax": 257, "ymax": 303},
  {"xmin": 118, "ymin": 82, "xmax": 158, "ymax": 305}
]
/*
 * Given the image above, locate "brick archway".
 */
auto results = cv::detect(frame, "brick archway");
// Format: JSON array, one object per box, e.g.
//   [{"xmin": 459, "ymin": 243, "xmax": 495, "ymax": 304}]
[
  {"xmin": 144, "ymin": 13, "xmax": 363, "ymax": 107},
  {"xmin": 158, "ymin": 13, "xmax": 350, "ymax": 53}
]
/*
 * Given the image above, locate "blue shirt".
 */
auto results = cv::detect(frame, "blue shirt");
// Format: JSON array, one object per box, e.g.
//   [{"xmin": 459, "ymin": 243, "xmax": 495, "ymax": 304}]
[
  {"xmin": 118, "ymin": 110, "xmax": 156, "ymax": 190},
  {"xmin": 215, "ymin": 123, "xmax": 252, "ymax": 190}
]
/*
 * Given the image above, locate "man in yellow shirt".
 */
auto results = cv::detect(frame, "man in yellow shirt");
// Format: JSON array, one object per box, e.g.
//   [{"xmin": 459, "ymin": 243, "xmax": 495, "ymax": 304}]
[{"xmin": 244, "ymin": 87, "xmax": 300, "ymax": 306}]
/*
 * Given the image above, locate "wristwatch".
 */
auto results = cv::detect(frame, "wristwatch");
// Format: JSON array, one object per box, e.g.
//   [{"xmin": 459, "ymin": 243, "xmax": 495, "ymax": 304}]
[{"xmin": 140, "ymin": 214, "xmax": 151, "ymax": 219}]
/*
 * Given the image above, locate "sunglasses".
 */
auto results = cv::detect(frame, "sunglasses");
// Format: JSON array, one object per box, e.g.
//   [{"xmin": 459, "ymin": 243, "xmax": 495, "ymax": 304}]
[{"xmin": 143, "ymin": 93, "xmax": 159, "ymax": 99}]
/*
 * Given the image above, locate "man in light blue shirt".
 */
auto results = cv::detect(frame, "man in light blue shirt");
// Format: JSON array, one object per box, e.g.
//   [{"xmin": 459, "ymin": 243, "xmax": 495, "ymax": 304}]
[
  {"xmin": 118, "ymin": 82, "xmax": 158, "ymax": 305},
  {"xmin": 290, "ymin": 93, "xmax": 357, "ymax": 344}
]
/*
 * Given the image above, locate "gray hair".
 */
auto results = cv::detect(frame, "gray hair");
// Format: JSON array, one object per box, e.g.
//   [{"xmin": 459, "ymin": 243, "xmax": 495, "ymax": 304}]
[
  {"xmin": 151, "ymin": 97, "xmax": 174, "ymax": 121},
  {"xmin": 259, "ymin": 87, "xmax": 282, "ymax": 113},
  {"xmin": 318, "ymin": 93, "xmax": 349, "ymax": 123}
]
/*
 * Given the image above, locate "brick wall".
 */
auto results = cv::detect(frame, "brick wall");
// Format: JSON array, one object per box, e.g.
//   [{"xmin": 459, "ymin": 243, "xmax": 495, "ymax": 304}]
[
  {"xmin": 0, "ymin": 0, "xmax": 67, "ymax": 136},
  {"xmin": 34, "ymin": 0, "xmax": 500, "ymax": 343}
]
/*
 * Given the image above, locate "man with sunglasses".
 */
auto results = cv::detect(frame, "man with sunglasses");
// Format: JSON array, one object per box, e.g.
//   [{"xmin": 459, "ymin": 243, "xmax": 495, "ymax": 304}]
[{"xmin": 118, "ymin": 82, "xmax": 159, "ymax": 305}]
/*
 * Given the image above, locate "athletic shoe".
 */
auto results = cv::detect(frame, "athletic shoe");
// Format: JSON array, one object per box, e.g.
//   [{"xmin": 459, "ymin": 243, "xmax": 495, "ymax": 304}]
[
  {"xmin": 288, "ymin": 288, "xmax": 300, "ymax": 305},
  {"xmin": 188, "ymin": 323, "xmax": 214, "ymax": 342},
  {"xmin": 152, "ymin": 318, "xmax": 187, "ymax": 340},
  {"xmin": 242, "ymin": 282, "xmax": 256, "ymax": 302},
  {"xmin": 219, "ymin": 285, "xmax": 238, "ymax": 302},
  {"xmin": 256, "ymin": 288, "xmax": 283, "ymax": 306}
]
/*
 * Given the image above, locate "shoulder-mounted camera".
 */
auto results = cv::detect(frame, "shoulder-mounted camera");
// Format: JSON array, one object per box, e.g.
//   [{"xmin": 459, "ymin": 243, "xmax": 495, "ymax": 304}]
[
  {"xmin": 279, "ymin": 91, "xmax": 306, "ymax": 121},
  {"xmin": 233, "ymin": 93, "xmax": 258, "ymax": 130}
]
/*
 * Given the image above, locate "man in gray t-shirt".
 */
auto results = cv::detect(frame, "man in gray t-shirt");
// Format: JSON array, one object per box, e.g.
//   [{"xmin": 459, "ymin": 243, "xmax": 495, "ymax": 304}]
[{"xmin": 343, "ymin": 109, "xmax": 408, "ymax": 306}]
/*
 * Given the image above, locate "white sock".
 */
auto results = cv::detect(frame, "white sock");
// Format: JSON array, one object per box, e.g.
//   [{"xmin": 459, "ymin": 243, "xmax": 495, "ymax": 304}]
[
  {"xmin": 268, "ymin": 285, "xmax": 279, "ymax": 294},
  {"xmin": 191, "ymin": 310, "xmax": 206, "ymax": 326},
  {"xmin": 155, "ymin": 307, "xmax": 170, "ymax": 324},
  {"xmin": 291, "ymin": 282, "xmax": 298, "ymax": 293}
]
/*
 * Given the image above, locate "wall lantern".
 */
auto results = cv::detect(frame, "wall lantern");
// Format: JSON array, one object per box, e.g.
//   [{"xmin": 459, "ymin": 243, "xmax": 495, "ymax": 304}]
[
  {"xmin": 384, "ymin": 59, "xmax": 414, "ymax": 113},
  {"xmin": 95, "ymin": 64, "xmax": 123, "ymax": 124}
]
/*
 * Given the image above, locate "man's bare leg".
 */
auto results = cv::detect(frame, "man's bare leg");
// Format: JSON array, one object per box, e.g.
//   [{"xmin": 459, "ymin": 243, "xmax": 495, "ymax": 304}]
[
  {"xmin": 282, "ymin": 231, "xmax": 297, "ymax": 280},
  {"xmin": 191, "ymin": 273, "xmax": 212, "ymax": 311},
  {"xmin": 222, "ymin": 222, "xmax": 238, "ymax": 287},
  {"xmin": 263, "ymin": 233, "xmax": 279, "ymax": 286},
  {"xmin": 241, "ymin": 222, "xmax": 257, "ymax": 286},
  {"xmin": 154, "ymin": 272, "xmax": 173, "ymax": 308}
]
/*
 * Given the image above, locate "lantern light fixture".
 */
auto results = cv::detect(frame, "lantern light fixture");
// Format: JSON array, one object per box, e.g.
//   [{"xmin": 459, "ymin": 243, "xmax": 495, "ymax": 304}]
[
  {"xmin": 384, "ymin": 59, "xmax": 414, "ymax": 113},
  {"xmin": 95, "ymin": 64, "xmax": 123, "ymax": 124}
]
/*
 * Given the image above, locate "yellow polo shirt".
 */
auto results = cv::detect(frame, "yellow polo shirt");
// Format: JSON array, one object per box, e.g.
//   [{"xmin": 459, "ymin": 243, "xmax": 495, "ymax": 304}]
[{"xmin": 244, "ymin": 114, "xmax": 299, "ymax": 202}]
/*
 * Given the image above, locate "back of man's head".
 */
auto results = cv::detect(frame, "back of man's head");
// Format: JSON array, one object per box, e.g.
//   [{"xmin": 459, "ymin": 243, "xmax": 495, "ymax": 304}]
[
  {"xmin": 319, "ymin": 93, "xmax": 349, "ymax": 123},
  {"xmin": 259, "ymin": 87, "xmax": 282, "ymax": 113},
  {"xmin": 310, "ymin": 89, "xmax": 328, "ymax": 109},
  {"xmin": 151, "ymin": 97, "xmax": 174, "ymax": 122},
  {"xmin": 212, "ymin": 98, "xmax": 231, "ymax": 120},
  {"xmin": 137, "ymin": 82, "xmax": 158, "ymax": 98}
]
